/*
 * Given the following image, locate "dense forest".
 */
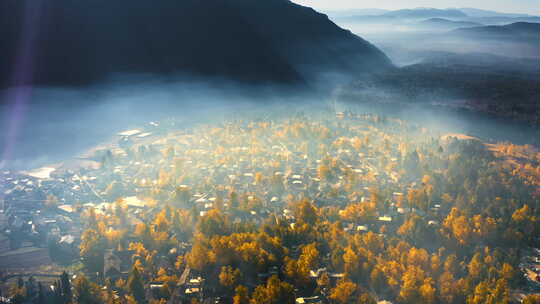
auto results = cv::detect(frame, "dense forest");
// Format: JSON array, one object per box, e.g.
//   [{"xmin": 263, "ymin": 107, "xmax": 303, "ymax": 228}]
[{"xmin": 338, "ymin": 58, "xmax": 540, "ymax": 125}]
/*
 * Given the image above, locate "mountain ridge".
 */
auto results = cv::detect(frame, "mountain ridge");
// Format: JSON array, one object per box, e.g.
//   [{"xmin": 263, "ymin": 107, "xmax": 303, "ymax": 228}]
[
  {"xmin": 0, "ymin": 0, "xmax": 392, "ymax": 89},
  {"xmin": 420, "ymin": 18, "xmax": 482, "ymax": 29},
  {"xmin": 452, "ymin": 22, "xmax": 540, "ymax": 38},
  {"xmin": 383, "ymin": 8, "xmax": 468, "ymax": 19}
]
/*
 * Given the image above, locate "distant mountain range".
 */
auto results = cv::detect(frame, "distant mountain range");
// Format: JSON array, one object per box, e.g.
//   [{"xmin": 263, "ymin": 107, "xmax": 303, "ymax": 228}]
[
  {"xmin": 452, "ymin": 22, "xmax": 540, "ymax": 40},
  {"xmin": 467, "ymin": 16, "xmax": 540, "ymax": 25},
  {"xmin": 383, "ymin": 8, "xmax": 467, "ymax": 19},
  {"xmin": 457, "ymin": 8, "xmax": 531, "ymax": 18},
  {"xmin": 419, "ymin": 18, "xmax": 482, "ymax": 30},
  {"xmin": 329, "ymin": 7, "xmax": 540, "ymax": 26},
  {"xmin": 0, "ymin": 0, "xmax": 391, "ymax": 88}
]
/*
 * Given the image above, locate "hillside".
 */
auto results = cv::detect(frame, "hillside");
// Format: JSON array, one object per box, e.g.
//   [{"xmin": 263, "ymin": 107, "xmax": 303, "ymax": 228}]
[
  {"xmin": 0, "ymin": 0, "xmax": 391, "ymax": 88},
  {"xmin": 339, "ymin": 53, "xmax": 540, "ymax": 124},
  {"xmin": 226, "ymin": 0, "xmax": 392, "ymax": 80},
  {"xmin": 325, "ymin": 8, "xmax": 390, "ymax": 18}
]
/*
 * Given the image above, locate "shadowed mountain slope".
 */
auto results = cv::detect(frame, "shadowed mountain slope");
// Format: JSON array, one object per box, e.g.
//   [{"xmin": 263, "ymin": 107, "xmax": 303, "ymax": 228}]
[{"xmin": 0, "ymin": 0, "xmax": 391, "ymax": 88}]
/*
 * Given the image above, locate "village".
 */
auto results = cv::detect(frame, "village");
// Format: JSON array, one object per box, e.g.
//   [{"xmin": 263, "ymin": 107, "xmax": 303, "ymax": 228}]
[{"xmin": 1, "ymin": 110, "xmax": 539, "ymax": 304}]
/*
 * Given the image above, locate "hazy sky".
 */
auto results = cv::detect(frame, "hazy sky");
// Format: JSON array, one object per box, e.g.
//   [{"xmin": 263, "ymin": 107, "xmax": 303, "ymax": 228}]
[{"xmin": 292, "ymin": 0, "xmax": 540, "ymax": 15}]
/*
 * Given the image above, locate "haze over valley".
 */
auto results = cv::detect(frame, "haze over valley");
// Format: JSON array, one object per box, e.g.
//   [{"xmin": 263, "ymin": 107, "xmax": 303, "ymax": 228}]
[{"xmin": 0, "ymin": 1, "xmax": 539, "ymax": 304}]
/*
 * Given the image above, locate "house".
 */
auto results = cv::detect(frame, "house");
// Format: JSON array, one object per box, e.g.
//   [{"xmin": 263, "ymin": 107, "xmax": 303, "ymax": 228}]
[
  {"xmin": 329, "ymin": 272, "xmax": 345, "ymax": 284},
  {"xmin": 118, "ymin": 129, "xmax": 142, "ymax": 137},
  {"xmin": 58, "ymin": 234, "xmax": 78, "ymax": 255},
  {"xmin": 309, "ymin": 268, "xmax": 327, "ymax": 279},
  {"xmin": 296, "ymin": 296, "xmax": 323, "ymax": 304},
  {"xmin": 57, "ymin": 204, "xmax": 74, "ymax": 214},
  {"xmin": 396, "ymin": 208, "xmax": 408, "ymax": 215},
  {"xmin": 428, "ymin": 220, "xmax": 439, "ymax": 227},
  {"xmin": 378, "ymin": 216, "xmax": 392, "ymax": 223},
  {"xmin": 149, "ymin": 281, "xmax": 165, "ymax": 289},
  {"xmin": 185, "ymin": 276, "xmax": 204, "ymax": 298},
  {"xmin": 123, "ymin": 196, "xmax": 148, "ymax": 209},
  {"xmin": 356, "ymin": 225, "xmax": 369, "ymax": 233},
  {"xmin": 185, "ymin": 287, "xmax": 201, "ymax": 295}
]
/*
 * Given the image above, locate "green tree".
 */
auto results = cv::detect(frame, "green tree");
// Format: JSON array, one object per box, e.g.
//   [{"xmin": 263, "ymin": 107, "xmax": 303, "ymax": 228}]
[
  {"xmin": 128, "ymin": 267, "xmax": 146, "ymax": 304},
  {"xmin": 60, "ymin": 271, "xmax": 73, "ymax": 304},
  {"xmin": 295, "ymin": 199, "xmax": 318, "ymax": 225},
  {"xmin": 37, "ymin": 282, "xmax": 46, "ymax": 304},
  {"xmin": 173, "ymin": 186, "xmax": 191, "ymax": 206},
  {"xmin": 197, "ymin": 209, "xmax": 230, "ymax": 237}
]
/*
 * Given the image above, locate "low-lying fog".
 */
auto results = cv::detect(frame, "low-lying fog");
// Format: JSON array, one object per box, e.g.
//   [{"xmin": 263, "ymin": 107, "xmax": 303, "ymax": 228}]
[
  {"xmin": 0, "ymin": 78, "xmax": 305, "ymax": 170},
  {"xmin": 1, "ymin": 75, "xmax": 539, "ymax": 171},
  {"xmin": 333, "ymin": 21, "xmax": 540, "ymax": 66},
  {"xmin": 3, "ymin": 13, "xmax": 540, "ymax": 171}
]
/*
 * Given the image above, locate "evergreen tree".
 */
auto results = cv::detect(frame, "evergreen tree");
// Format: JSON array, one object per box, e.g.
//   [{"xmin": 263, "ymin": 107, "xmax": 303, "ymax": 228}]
[
  {"xmin": 37, "ymin": 282, "xmax": 46, "ymax": 304},
  {"xmin": 52, "ymin": 281, "xmax": 62, "ymax": 304},
  {"xmin": 25, "ymin": 276, "xmax": 37, "ymax": 300},
  {"xmin": 58, "ymin": 271, "xmax": 72, "ymax": 304},
  {"xmin": 17, "ymin": 277, "xmax": 24, "ymax": 289},
  {"xmin": 128, "ymin": 267, "xmax": 146, "ymax": 304}
]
